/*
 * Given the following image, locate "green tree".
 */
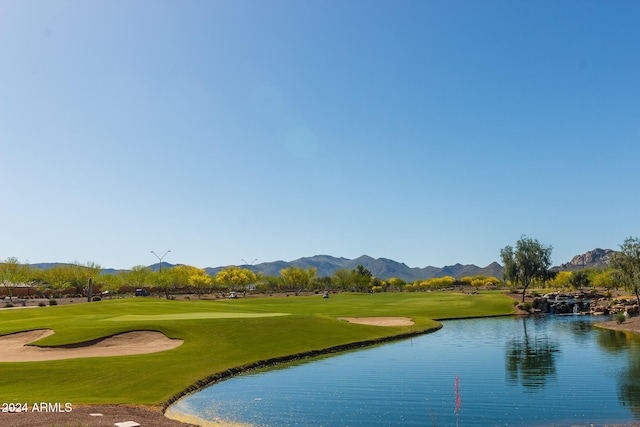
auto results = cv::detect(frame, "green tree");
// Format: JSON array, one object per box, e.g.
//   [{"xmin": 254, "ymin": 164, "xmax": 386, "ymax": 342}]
[
  {"xmin": 280, "ymin": 266, "xmax": 317, "ymax": 295},
  {"xmin": 500, "ymin": 245, "xmax": 519, "ymax": 288},
  {"xmin": 151, "ymin": 269, "xmax": 174, "ymax": 299},
  {"xmin": 352, "ymin": 264, "xmax": 373, "ymax": 292},
  {"xmin": 610, "ymin": 236, "xmax": 640, "ymax": 302},
  {"xmin": 312, "ymin": 276, "xmax": 332, "ymax": 291},
  {"xmin": 569, "ymin": 270, "xmax": 590, "ymax": 289},
  {"xmin": 121, "ymin": 265, "xmax": 152, "ymax": 290},
  {"xmin": 500, "ymin": 236, "xmax": 553, "ymax": 302},
  {"xmin": 97, "ymin": 273, "xmax": 123, "ymax": 297},
  {"xmin": 332, "ymin": 268, "xmax": 354, "ymax": 291},
  {"xmin": 60, "ymin": 262, "xmax": 102, "ymax": 296},
  {"xmin": 0, "ymin": 257, "xmax": 31, "ymax": 300},
  {"xmin": 41, "ymin": 265, "xmax": 73, "ymax": 297},
  {"xmin": 257, "ymin": 275, "xmax": 281, "ymax": 293}
]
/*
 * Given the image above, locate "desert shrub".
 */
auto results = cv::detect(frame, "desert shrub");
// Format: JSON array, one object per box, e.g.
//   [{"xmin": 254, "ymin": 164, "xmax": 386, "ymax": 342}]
[
  {"xmin": 616, "ymin": 312, "xmax": 626, "ymax": 324},
  {"xmin": 49, "ymin": 299, "xmax": 58, "ymax": 306},
  {"xmin": 38, "ymin": 301, "xmax": 46, "ymax": 307},
  {"xmin": 3, "ymin": 302, "xmax": 14, "ymax": 308},
  {"xmin": 521, "ymin": 302, "xmax": 534, "ymax": 311}
]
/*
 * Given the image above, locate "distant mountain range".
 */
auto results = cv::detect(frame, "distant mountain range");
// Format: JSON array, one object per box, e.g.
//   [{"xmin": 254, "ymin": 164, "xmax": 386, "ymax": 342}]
[
  {"xmin": 205, "ymin": 255, "xmax": 504, "ymax": 282},
  {"xmin": 30, "ymin": 248, "xmax": 616, "ymax": 282}
]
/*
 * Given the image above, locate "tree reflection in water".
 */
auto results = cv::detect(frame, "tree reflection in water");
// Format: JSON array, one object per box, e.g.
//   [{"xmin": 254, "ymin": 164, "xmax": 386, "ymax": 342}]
[
  {"xmin": 505, "ymin": 317, "xmax": 560, "ymax": 391},
  {"xmin": 597, "ymin": 328, "xmax": 640, "ymax": 417}
]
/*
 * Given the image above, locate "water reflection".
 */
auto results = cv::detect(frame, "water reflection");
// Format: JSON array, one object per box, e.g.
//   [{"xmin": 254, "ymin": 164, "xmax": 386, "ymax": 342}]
[
  {"xmin": 618, "ymin": 355, "xmax": 640, "ymax": 418},
  {"xmin": 597, "ymin": 328, "xmax": 640, "ymax": 418},
  {"xmin": 505, "ymin": 317, "xmax": 560, "ymax": 391},
  {"xmin": 596, "ymin": 328, "xmax": 634, "ymax": 354}
]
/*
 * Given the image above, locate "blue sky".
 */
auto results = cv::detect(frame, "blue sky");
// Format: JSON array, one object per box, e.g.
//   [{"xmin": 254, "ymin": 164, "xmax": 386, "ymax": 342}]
[{"xmin": 1, "ymin": 0, "xmax": 639, "ymax": 271}]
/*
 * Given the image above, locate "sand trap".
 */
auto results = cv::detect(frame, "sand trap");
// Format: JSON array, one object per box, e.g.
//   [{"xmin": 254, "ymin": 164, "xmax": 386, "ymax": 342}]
[
  {"xmin": 0, "ymin": 329, "xmax": 183, "ymax": 362},
  {"xmin": 339, "ymin": 317, "xmax": 414, "ymax": 326}
]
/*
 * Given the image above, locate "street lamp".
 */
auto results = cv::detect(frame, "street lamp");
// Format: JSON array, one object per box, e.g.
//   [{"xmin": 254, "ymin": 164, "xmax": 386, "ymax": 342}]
[
  {"xmin": 241, "ymin": 258, "xmax": 258, "ymax": 294},
  {"xmin": 241, "ymin": 258, "xmax": 258, "ymax": 269},
  {"xmin": 151, "ymin": 250, "xmax": 171, "ymax": 272}
]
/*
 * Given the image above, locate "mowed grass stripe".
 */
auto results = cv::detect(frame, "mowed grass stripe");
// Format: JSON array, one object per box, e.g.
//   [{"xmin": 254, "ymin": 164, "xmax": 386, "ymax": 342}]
[{"xmin": 105, "ymin": 312, "xmax": 290, "ymax": 321}]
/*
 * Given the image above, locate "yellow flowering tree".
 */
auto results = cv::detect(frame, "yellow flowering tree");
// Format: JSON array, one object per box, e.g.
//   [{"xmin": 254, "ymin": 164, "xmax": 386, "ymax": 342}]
[
  {"xmin": 280, "ymin": 266, "xmax": 317, "ymax": 295},
  {"xmin": 216, "ymin": 266, "xmax": 257, "ymax": 293},
  {"xmin": 549, "ymin": 271, "xmax": 572, "ymax": 290}
]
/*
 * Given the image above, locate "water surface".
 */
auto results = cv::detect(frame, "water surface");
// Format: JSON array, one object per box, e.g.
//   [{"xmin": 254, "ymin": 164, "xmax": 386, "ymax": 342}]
[{"xmin": 170, "ymin": 316, "xmax": 640, "ymax": 426}]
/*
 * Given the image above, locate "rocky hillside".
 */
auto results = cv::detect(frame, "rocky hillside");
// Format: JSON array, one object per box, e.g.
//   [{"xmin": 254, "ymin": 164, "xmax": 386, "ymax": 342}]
[{"xmin": 552, "ymin": 248, "xmax": 615, "ymax": 272}]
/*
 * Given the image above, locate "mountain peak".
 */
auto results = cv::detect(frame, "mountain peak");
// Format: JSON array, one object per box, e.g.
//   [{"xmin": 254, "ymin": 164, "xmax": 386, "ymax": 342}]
[{"xmin": 553, "ymin": 248, "xmax": 615, "ymax": 272}]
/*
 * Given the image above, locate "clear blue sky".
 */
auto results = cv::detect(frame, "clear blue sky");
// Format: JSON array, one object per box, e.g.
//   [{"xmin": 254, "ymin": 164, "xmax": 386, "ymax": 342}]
[{"xmin": 1, "ymin": 0, "xmax": 639, "ymax": 271}]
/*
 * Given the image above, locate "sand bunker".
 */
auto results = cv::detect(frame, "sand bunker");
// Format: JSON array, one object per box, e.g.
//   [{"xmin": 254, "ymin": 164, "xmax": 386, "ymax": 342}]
[
  {"xmin": 0, "ymin": 330, "xmax": 183, "ymax": 362},
  {"xmin": 339, "ymin": 317, "xmax": 414, "ymax": 326}
]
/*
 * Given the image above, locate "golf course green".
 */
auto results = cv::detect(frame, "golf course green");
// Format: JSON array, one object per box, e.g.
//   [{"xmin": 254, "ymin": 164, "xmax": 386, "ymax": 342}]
[{"xmin": 0, "ymin": 292, "xmax": 515, "ymax": 406}]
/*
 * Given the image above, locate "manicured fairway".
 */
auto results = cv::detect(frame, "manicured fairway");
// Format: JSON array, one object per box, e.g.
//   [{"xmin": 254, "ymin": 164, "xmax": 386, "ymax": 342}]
[
  {"xmin": 0, "ymin": 292, "xmax": 515, "ymax": 405},
  {"xmin": 106, "ymin": 312, "xmax": 291, "ymax": 321}
]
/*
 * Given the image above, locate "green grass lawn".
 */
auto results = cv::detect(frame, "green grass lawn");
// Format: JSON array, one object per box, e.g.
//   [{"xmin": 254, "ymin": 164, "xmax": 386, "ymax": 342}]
[{"xmin": 0, "ymin": 291, "xmax": 514, "ymax": 405}]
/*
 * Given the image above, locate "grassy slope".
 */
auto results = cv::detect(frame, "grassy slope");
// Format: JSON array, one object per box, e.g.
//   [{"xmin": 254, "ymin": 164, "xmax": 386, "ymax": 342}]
[{"xmin": 0, "ymin": 292, "xmax": 514, "ymax": 404}]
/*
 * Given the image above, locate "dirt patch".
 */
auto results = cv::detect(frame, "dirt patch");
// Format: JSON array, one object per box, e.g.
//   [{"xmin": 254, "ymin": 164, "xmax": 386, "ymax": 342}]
[
  {"xmin": 0, "ymin": 404, "xmax": 196, "ymax": 427},
  {"xmin": 0, "ymin": 329, "xmax": 183, "ymax": 362},
  {"xmin": 339, "ymin": 317, "xmax": 414, "ymax": 326},
  {"xmin": 596, "ymin": 315, "xmax": 640, "ymax": 334}
]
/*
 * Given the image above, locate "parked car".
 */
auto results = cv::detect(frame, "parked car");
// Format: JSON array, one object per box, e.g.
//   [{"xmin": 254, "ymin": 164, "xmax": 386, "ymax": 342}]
[{"xmin": 135, "ymin": 289, "xmax": 150, "ymax": 297}]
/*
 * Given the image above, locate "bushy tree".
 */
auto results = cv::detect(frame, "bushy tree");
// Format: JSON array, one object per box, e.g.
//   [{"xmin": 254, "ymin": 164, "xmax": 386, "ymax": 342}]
[
  {"xmin": 592, "ymin": 269, "xmax": 616, "ymax": 290},
  {"xmin": 332, "ymin": 268, "xmax": 354, "ymax": 291},
  {"xmin": 351, "ymin": 264, "xmax": 373, "ymax": 292},
  {"xmin": 500, "ymin": 236, "xmax": 553, "ymax": 302},
  {"xmin": 97, "ymin": 273, "xmax": 123, "ymax": 297},
  {"xmin": 0, "ymin": 257, "xmax": 31, "ymax": 300},
  {"xmin": 121, "ymin": 265, "xmax": 152, "ymax": 289},
  {"xmin": 463, "ymin": 275, "xmax": 501, "ymax": 287},
  {"xmin": 549, "ymin": 271, "xmax": 572, "ymax": 289},
  {"xmin": 69, "ymin": 262, "xmax": 102, "ymax": 296},
  {"xmin": 39, "ymin": 262, "xmax": 101, "ymax": 297},
  {"xmin": 151, "ymin": 269, "xmax": 174, "ymax": 299},
  {"xmin": 610, "ymin": 236, "xmax": 640, "ymax": 302},
  {"xmin": 569, "ymin": 270, "xmax": 590, "ymax": 289},
  {"xmin": 216, "ymin": 266, "xmax": 257, "ymax": 292},
  {"xmin": 280, "ymin": 266, "xmax": 317, "ymax": 295},
  {"xmin": 386, "ymin": 277, "xmax": 406, "ymax": 292},
  {"xmin": 171, "ymin": 265, "xmax": 213, "ymax": 297},
  {"xmin": 409, "ymin": 276, "xmax": 456, "ymax": 291},
  {"xmin": 40, "ymin": 265, "xmax": 72, "ymax": 297}
]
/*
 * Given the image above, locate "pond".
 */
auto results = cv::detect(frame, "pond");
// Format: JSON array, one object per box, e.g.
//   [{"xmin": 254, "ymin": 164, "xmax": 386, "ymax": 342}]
[{"xmin": 168, "ymin": 315, "xmax": 640, "ymax": 426}]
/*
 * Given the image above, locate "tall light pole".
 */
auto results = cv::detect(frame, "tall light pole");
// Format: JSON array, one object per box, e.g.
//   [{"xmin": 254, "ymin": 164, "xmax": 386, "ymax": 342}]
[
  {"xmin": 151, "ymin": 250, "xmax": 171, "ymax": 272},
  {"xmin": 241, "ymin": 258, "xmax": 258, "ymax": 294},
  {"xmin": 241, "ymin": 258, "xmax": 258, "ymax": 269}
]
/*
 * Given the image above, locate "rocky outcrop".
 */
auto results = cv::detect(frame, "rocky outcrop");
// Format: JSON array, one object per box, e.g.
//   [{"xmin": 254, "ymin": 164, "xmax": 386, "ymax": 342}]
[{"xmin": 553, "ymin": 248, "xmax": 615, "ymax": 272}]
